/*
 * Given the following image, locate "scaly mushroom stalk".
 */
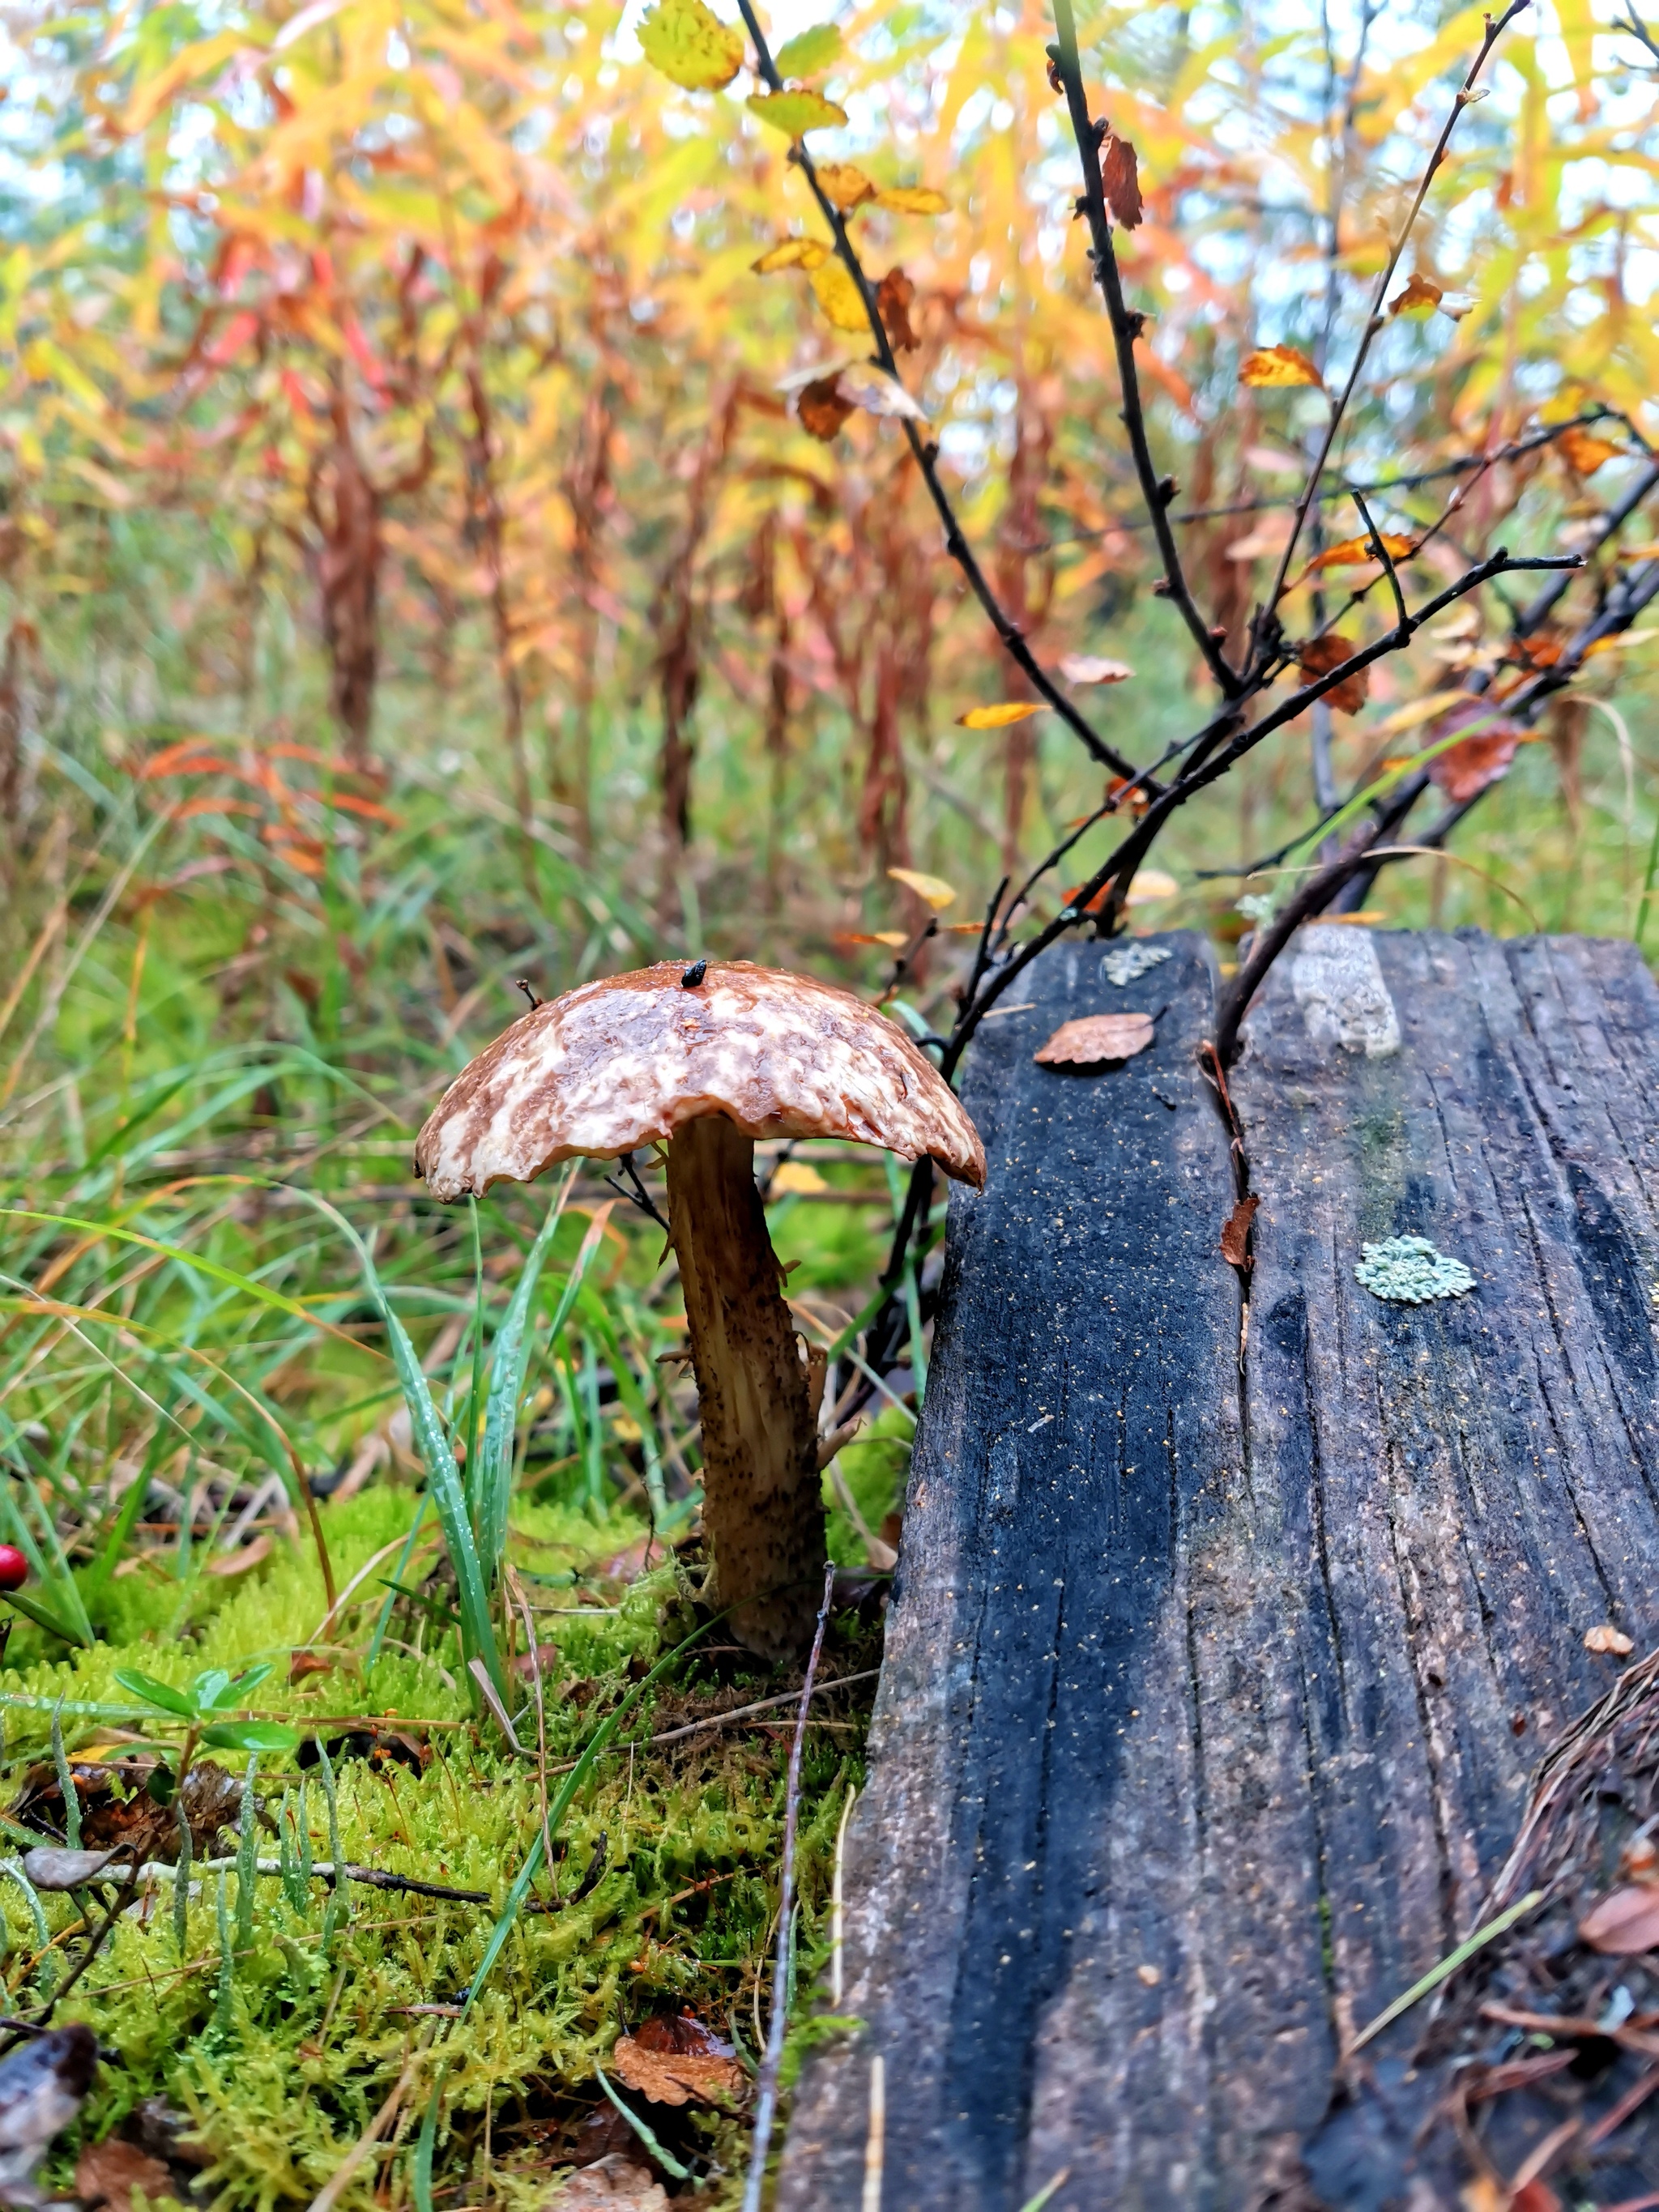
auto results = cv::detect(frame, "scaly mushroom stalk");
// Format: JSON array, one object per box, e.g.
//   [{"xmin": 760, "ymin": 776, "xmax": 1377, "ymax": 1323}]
[
  {"xmin": 666, "ymin": 1115, "xmax": 824, "ymax": 1659},
  {"xmin": 414, "ymin": 959, "xmax": 984, "ymax": 1662}
]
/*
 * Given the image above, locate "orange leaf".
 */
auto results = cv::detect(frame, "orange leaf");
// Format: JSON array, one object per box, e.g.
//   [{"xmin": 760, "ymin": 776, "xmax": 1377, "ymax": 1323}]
[
  {"xmin": 1101, "ymin": 134, "xmax": 1142, "ymax": 229},
  {"xmin": 796, "ymin": 376, "xmax": 854, "ymax": 441},
  {"xmin": 1579, "ymin": 1882, "xmax": 1659, "ymax": 1954},
  {"xmin": 172, "ymin": 795, "xmax": 261, "ymax": 821},
  {"xmin": 1559, "ymin": 426, "xmax": 1621, "ymax": 474},
  {"xmin": 1387, "ymin": 272, "xmax": 1443, "ymax": 317},
  {"xmin": 1296, "ymin": 633, "xmax": 1369, "ymax": 714},
  {"xmin": 205, "ymin": 309, "xmax": 261, "ymax": 366},
  {"xmin": 1294, "ymin": 532, "xmax": 1415, "ymax": 584},
  {"xmin": 322, "ymin": 791, "xmax": 402, "ymax": 825},
  {"xmin": 1240, "ymin": 345, "xmax": 1323, "ymax": 390},
  {"xmin": 139, "ymin": 742, "xmax": 237, "ymax": 780}
]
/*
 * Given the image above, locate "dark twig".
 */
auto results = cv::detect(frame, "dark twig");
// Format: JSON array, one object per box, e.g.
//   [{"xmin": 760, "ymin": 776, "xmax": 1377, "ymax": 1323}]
[
  {"xmin": 1050, "ymin": 0, "xmax": 1241, "ymax": 697},
  {"xmin": 742, "ymin": 1561, "xmax": 836, "ymax": 2212},
  {"xmin": 603, "ymin": 1151, "xmax": 670, "ymax": 1236},
  {"xmin": 731, "ymin": 0, "xmax": 1149, "ymax": 788},
  {"xmin": 1350, "ymin": 486, "xmax": 1410, "ymax": 636}
]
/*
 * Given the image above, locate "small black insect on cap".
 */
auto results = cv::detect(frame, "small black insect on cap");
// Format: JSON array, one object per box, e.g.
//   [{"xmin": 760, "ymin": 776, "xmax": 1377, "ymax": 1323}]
[{"xmin": 680, "ymin": 959, "xmax": 708, "ymax": 989}]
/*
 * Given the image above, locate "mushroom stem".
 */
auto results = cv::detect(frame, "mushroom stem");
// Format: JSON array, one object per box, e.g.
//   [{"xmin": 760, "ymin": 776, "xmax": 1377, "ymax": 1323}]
[{"xmin": 666, "ymin": 1115, "xmax": 826, "ymax": 1660}]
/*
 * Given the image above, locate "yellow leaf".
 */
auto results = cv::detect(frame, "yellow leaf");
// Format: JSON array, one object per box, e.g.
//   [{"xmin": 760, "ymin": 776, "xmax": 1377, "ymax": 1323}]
[
  {"xmin": 1125, "ymin": 869, "xmax": 1179, "ymax": 906},
  {"xmin": 1366, "ymin": 689, "xmax": 1473, "ymax": 741},
  {"xmin": 1240, "ymin": 345, "xmax": 1324, "ymax": 390},
  {"xmin": 872, "ymin": 930, "xmax": 909, "ymax": 947},
  {"xmin": 638, "ymin": 0, "xmax": 744, "ymax": 91},
  {"xmin": 809, "ymin": 260, "xmax": 868, "ymax": 332},
  {"xmin": 770, "ymin": 1159, "xmax": 828, "ymax": 1195},
  {"xmin": 747, "ymin": 88, "xmax": 848, "ymax": 136},
  {"xmin": 1584, "ymin": 629, "xmax": 1657, "ymax": 658},
  {"xmin": 1616, "ymin": 543, "xmax": 1659, "ymax": 560},
  {"xmin": 813, "ymin": 163, "xmax": 874, "ymax": 211},
  {"xmin": 752, "ymin": 237, "xmax": 830, "ymax": 274},
  {"xmin": 957, "ymin": 701, "xmax": 1043, "ymax": 728},
  {"xmin": 888, "ymin": 866, "xmax": 957, "ymax": 910},
  {"xmin": 872, "ymin": 185, "xmax": 949, "ymax": 215}
]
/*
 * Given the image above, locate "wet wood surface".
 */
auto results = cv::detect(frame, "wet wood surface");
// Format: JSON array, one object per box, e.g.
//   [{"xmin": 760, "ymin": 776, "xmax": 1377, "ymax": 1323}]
[{"xmin": 778, "ymin": 927, "xmax": 1659, "ymax": 2212}]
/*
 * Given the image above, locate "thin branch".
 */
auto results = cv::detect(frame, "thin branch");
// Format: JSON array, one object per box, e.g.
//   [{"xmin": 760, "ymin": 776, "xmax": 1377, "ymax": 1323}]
[
  {"xmin": 731, "ymin": 0, "xmax": 1150, "ymax": 788},
  {"xmin": 1350, "ymin": 485, "xmax": 1410, "ymax": 635},
  {"xmin": 1050, "ymin": 0, "xmax": 1242, "ymax": 697},
  {"xmin": 1252, "ymin": 0, "xmax": 1533, "ymax": 657}
]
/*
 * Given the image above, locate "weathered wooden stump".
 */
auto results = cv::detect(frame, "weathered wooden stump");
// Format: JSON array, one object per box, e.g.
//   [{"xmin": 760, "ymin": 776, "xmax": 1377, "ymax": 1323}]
[{"xmin": 780, "ymin": 927, "xmax": 1659, "ymax": 2211}]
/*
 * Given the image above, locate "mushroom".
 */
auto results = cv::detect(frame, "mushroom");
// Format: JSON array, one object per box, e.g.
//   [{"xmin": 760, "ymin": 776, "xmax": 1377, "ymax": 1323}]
[{"xmin": 415, "ymin": 958, "xmax": 985, "ymax": 1659}]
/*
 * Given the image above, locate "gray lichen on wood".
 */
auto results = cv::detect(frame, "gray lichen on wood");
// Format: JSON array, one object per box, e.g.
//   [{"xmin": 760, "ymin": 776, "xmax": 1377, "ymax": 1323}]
[{"xmin": 1354, "ymin": 1233, "xmax": 1476, "ymax": 1302}]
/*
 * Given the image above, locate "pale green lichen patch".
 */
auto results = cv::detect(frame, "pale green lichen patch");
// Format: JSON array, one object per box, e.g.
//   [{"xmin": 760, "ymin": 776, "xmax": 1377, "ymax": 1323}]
[{"xmin": 1355, "ymin": 1235, "xmax": 1476, "ymax": 1303}]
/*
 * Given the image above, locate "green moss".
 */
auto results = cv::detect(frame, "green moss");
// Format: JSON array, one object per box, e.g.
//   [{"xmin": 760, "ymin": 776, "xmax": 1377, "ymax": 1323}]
[{"xmin": 2, "ymin": 1512, "xmax": 874, "ymax": 2210}]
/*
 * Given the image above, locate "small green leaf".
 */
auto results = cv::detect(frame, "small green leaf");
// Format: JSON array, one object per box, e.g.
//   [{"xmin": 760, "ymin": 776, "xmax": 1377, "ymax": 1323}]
[
  {"xmin": 747, "ymin": 88, "xmax": 848, "ymax": 136},
  {"xmin": 190, "ymin": 1668, "xmax": 232, "ymax": 1711},
  {"xmin": 774, "ymin": 23, "xmax": 842, "ymax": 79},
  {"xmin": 639, "ymin": 0, "xmax": 744, "ymax": 91},
  {"xmin": 223, "ymin": 1662, "xmax": 275, "ymax": 1706},
  {"xmin": 202, "ymin": 1720, "xmax": 301, "ymax": 1755},
  {"xmin": 113, "ymin": 1669, "xmax": 198, "ymax": 1719}
]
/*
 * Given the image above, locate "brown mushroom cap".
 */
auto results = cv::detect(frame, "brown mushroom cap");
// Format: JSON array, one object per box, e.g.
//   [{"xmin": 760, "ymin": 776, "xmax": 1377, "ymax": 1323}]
[{"xmin": 415, "ymin": 959, "xmax": 987, "ymax": 1200}]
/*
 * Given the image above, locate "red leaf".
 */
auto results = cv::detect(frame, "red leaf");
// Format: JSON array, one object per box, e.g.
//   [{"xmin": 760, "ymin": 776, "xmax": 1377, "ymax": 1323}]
[
  {"xmin": 204, "ymin": 309, "xmax": 261, "ymax": 366},
  {"xmin": 1101, "ymin": 134, "xmax": 1143, "ymax": 229},
  {"xmin": 1297, "ymin": 633, "xmax": 1369, "ymax": 714},
  {"xmin": 876, "ymin": 266, "xmax": 919, "ymax": 351}
]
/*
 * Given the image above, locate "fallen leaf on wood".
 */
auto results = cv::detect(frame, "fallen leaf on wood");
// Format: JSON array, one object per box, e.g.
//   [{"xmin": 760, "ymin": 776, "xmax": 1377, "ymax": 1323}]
[
  {"xmin": 1297, "ymin": 633, "xmax": 1368, "ymax": 714},
  {"xmin": 1034, "ymin": 1013, "xmax": 1154, "ymax": 1068},
  {"xmin": 1100, "ymin": 134, "xmax": 1142, "ymax": 228},
  {"xmin": 554, "ymin": 2154, "xmax": 669, "ymax": 2208},
  {"xmin": 610, "ymin": 2017, "xmax": 745, "ymax": 2107},
  {"xmin": 76, "ymin": 2138, "xmax": 175, "ymax": 2212},
  {"xmin": 1585, "ymin": 1623, "xmax": 1635, "ymax": 1656},
  {"xmin": 1579, "ymin": 1882, "xmax": 1659, "ymax": 1954},
  {"xmin": 1220, "ymin": 1194, "xmax": 1260, "ymax": 1268}
]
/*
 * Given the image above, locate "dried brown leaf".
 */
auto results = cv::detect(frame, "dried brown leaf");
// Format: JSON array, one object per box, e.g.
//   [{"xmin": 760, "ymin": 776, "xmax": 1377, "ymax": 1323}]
[
  {"xmin": 1034, "ymin": 1012, "xmax": 1154, "ymax": 1068},
  {"xmin": 611, "ymin": 2019, "xmax": 745, "ymax": 2108},
  {"xmin": 1424, "ymin": 697, "xmax": 1524, "ymax": 804},
  {"xmin": 876, "ymin": 266, "xmax": 918, "ymax": 351},
  {"xmin": 1101, "ymin": 133, "xmax": 1142, "ymax": 228},
  {"xmin": 1585, "ymin": 1622, "xmax": 1636, "ymax": 1656},
  {"xmin": 1579, "ymin": 1882, "xmax": 1659, "ymax": 1954},
  {"xmin": 554, "ymin": 2155, "xmax": 669, "ymax": 2209},
  {"xmin": 76, "ymin": 2141, "xmax": 175, "ymax": 2212},
  {"xmin": 1296, "ymin": 632, "xmax": 1369, "ymax": 714},
  {"xmin": 1220, "ymin": 1193, "xmax": 1260, "ymax": 1268},
  {"xmin": 796, "ymin": 376, "xmax": 855, "ymax": 441}
]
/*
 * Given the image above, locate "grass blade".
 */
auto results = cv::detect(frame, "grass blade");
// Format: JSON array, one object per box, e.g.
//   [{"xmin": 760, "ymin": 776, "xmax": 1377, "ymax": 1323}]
[{"xmin": 476, "ymin": 1167, "xmax": 577, "ymax": 1578}]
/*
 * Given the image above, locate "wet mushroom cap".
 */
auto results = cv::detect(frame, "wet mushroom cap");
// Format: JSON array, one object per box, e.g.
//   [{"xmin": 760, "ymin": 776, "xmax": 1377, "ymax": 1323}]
[{"xmin": 414, "ymin": 959, "xmax": 987, "ymax": 1201}]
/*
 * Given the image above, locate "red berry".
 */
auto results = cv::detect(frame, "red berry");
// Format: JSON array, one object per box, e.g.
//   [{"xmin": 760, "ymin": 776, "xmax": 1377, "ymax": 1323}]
[{"xmin": 0, "ymin": 1546, "xmax": 28, "ymax": 1592}]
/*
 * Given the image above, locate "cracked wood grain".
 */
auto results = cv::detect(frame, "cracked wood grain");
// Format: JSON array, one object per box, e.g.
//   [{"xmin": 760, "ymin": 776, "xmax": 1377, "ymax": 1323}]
[{"xmin": 779, "ymin": 929, "xmax": 1659, "ymax": 2211}]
